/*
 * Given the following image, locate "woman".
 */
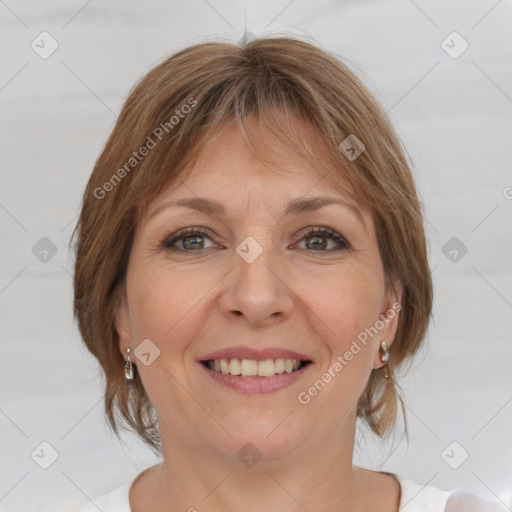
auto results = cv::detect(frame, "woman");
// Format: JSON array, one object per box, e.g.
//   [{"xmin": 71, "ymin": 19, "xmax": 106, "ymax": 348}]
[{"xmin": 73, "ymin": 37, "xmax": 502, "ymax": 511}]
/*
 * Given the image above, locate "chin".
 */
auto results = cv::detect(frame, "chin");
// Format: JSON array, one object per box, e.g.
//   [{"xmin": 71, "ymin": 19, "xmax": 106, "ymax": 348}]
[{"xmin": 210, "ymin": 414, "xmax": 307, "ymax": 464}]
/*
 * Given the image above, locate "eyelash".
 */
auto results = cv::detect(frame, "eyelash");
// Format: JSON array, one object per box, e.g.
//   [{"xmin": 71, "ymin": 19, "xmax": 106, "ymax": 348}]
[{"xmin": 159, "ymin": 226, "xmax": 351, "ymax": 253}]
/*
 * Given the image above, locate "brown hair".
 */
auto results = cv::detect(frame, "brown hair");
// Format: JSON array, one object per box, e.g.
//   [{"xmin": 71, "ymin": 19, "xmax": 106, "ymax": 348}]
[{"xmin": 72, "ymin": 36, "xmax": 432, "ymax": 453}]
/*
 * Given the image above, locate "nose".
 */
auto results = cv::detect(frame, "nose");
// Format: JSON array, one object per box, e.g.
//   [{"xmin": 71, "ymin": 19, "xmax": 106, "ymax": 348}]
[{"xmin": 219, "ymin": 245, "xmax": 294, "ymax": 327}]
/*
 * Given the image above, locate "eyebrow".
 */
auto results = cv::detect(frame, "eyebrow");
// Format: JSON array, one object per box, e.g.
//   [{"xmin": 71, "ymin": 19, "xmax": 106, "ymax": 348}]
[{"xmin": 148, "ymin": 196, "xmax": 367, "ymax": 230}]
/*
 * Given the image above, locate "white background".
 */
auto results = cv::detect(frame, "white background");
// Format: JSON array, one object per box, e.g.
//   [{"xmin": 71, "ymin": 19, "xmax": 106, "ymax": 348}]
[{"xmin": 1, "ymin": 1, "xmax": 511, "ymax": 510}]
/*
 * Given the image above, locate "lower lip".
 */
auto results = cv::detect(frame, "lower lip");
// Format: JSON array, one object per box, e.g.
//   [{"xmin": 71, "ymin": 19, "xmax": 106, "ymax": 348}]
[{"xmin": 199, "ymin": 362, "xmax": 312, "ymax": 394}]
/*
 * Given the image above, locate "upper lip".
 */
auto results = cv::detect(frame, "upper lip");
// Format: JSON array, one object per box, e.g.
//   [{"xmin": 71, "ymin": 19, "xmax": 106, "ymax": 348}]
[{"xmin": 198, "ymin": 346, "xmax": 313, "ymax": 362}]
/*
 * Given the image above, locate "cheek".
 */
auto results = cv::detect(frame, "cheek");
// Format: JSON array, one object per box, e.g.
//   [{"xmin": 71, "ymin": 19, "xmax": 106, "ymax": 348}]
[
  {"xmin": 296, "ymin": 263, "xmax": 383, "ymax": 360},
  {"xmin": 124, "ymin": 265, "xmax": 209, "ymax": 400},
  {"xmin": 290, "ymin": 264, "xmax": 385, "ymax": 415},
  {"xmin": 126, "ymin": 261, "xmax": 216, "ymax": 347}
]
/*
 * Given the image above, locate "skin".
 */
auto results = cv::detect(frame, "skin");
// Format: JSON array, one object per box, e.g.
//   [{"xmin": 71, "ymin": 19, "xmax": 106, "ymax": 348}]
[{"xmin": 116, "ymin": 120, "xmax": 403, "ymax": 512}]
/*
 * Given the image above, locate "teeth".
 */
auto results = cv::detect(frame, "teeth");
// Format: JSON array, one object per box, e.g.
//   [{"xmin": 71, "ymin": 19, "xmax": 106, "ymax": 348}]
[
  {"xmin": 274, "ymin": 358, "xmax": 285, "ymax": 373},
  {"xmin": 206, "ymin": 358, "xmax": 306, "ymax": 377},
  {"xmin": 229, "ymin": 358, "xmax": 241, "ymax": 375},
  {"xmin": 241, "ymin": 359, "xmax": 258, "ymax": 376},
  {"xmin": 220, "ymin": 359, "xmax": 230, "ymax": 374},
  {"xmin": 258, "ymin": 359, "xmax": 275, "ymax": 377}
]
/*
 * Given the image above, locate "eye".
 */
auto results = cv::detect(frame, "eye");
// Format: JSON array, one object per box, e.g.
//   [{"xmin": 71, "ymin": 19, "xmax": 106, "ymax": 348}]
[
  {"xmin": 159, "ymin": 226, "xmax": 350, "ymax": 254},
  {"xmin": 160, "ymin": 227, "xmax": 220, "ymax": 252},
  {"xmin": 294, "ymin": 227, "xmax": 350, "ymax": 252}
]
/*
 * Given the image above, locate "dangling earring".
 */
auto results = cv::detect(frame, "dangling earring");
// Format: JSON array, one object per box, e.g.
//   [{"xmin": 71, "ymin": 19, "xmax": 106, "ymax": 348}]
[
  {"xmin": 124, "ymin": 347, "xmax": 134, "ymax": 381},
  {"xmin": 379, "ymin": 340, "xmax": 390, "ymax": 363},
  {"xmin": 379, "ymin": 341, "xmax": 391, "ymax": 379}
]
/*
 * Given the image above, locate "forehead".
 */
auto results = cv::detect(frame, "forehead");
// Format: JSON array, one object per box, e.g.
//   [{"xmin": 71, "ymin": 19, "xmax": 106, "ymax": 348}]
[
  {"xmin": 140, "ymin": 120, "xmax": 374, "ymax": 236},
  {"xmin": 152, "ymin": 119, "xmax": 355, "ymax": 206}
]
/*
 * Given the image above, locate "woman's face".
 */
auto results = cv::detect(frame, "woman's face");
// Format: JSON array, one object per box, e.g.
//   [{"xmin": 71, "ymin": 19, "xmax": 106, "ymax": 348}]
[{"xmin": 116, "ymin": 121, "xmax": 401, "ymax": 464}]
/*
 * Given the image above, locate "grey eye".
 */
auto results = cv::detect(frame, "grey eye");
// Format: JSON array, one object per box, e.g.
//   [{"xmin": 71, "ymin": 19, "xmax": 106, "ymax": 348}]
[
  {"xmin": 304, "ymin": 235, "xmax": 329, "ymax": 250},
  {"xmin": 295, "ymin": 228, "xmax": 350, "ymax": 252},
  {"xmin": 181, "ymin": 235, "xmax": 207, "ymax": 250},
  {"xmin": 162, "ymin": 228, "xmax": 218, "ymax": 251}
]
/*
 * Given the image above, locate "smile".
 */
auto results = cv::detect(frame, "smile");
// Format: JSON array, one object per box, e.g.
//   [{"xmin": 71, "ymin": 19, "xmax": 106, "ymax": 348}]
[
  {"xmin": 199, "ymin": 358, "xmax": 313, "ymax": 394},
  {"xmin": 202, "ymin": 357, "xmax": 311, "ymax": 377}
]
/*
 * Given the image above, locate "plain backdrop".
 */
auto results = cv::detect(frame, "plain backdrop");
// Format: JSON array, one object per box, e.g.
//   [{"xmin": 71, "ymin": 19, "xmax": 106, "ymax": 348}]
[{"xmin": 1, "ymin": 1, "xmax": 511, "ymax": 511}]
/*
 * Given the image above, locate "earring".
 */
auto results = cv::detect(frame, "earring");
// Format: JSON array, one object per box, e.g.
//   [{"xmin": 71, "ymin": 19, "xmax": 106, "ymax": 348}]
[
  {"xmin": 379, "ymin": 341, "xmax": 390, "ymax": 364},
  {"xmin": 124, "ymin": 347, "xmax": 134, "ymax": 381}
]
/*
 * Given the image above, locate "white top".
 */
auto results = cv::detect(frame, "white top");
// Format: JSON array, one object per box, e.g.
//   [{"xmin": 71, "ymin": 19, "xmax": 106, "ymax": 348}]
[{"xmin": 77, "ymin": 472, "xmax": 505, "ymax": 511}]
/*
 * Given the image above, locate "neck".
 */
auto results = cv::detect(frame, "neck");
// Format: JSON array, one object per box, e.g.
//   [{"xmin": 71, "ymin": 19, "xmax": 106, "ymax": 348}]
[{"xmin": 136, "ymin": 415, "xmax": 374, "ymax": 512}]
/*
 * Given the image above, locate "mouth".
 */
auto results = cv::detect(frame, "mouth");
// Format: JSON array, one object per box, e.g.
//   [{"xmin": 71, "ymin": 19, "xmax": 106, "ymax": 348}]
[
  {"xmin": 200, "ymin": 357, "xmax": 313, "ymax": 378},
  {"xmin": 198, "ymin": 356, "xmax": 313, "ymax": 394},
  {"xmin": 196, "ymin": 346, "xmax": 314, "ymax": 393}
]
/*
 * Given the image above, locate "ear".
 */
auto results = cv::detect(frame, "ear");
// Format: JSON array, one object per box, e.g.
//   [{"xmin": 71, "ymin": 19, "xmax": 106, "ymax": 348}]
[
  {"xmin": 114, "ymin": 282, "xmax": 133, "ymax": 358},
  {"xmin": 373, "ymin": 279, "xmax": 403, "ymax": 369}
]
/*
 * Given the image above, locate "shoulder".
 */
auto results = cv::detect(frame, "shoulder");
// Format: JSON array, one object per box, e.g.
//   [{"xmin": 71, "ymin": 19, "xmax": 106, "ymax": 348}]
[
  {"xmin": 77, "ymin": 475, "xmax": 136, "ymax": 512},
  {"xmin": 394, "ymin": 474, "xmax": 452, "ymax": 511},
  {"xmin": 394, "ymin": 474, "xmax": 507, "ymax": 512}
]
